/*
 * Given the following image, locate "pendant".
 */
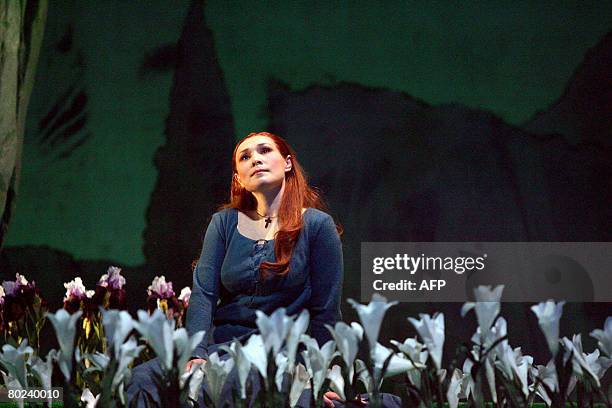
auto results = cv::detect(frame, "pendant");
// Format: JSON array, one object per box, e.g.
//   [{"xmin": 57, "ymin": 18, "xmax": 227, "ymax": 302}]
[{"xmin": 264, "ymin": 217, "xmax": 272, "ymax": 228}]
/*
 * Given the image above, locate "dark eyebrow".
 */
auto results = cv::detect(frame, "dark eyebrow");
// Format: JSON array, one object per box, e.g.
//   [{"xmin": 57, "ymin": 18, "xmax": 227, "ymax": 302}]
[{"xmin": 238, "ymin": 143, "xmax": 272, "ymax": 155}]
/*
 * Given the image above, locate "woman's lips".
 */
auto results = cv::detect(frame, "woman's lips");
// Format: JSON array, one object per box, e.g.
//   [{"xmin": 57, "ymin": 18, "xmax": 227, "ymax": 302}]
[{"xmin": 252, "ymin": 169, "xmax": 267, "ymax": 176}]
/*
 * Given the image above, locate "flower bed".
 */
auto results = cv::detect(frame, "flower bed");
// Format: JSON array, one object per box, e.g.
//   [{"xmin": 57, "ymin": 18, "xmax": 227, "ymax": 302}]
[{"xmin": 0, "ymin": 269, "xmax": 610, "ymax": 407}]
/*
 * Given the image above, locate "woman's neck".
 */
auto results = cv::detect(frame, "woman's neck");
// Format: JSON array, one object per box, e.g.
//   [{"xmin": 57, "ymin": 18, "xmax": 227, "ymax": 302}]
[{"xmin": 252, "ymin": 182, "xmax": 285, "ymax": 217}]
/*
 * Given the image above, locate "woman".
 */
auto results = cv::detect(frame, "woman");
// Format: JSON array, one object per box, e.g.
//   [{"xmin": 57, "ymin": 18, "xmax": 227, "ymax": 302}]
[
  {"xmin": 128, "ymin": 132, "xmax": 344, "ymax": 407},
  {"xmin": 185, "ymin": 131, "xmax": 343, "ymax": 361}
]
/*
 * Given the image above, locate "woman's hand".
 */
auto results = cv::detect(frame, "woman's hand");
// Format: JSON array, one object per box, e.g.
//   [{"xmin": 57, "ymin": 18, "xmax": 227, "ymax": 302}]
[
  {"xmin": 323, "ymin": 391, "xmax": 367, "ymax": 407},
  {"xmin": 323, "ymin": 391, "xmax": 342, "ymax": 407},
  {"xmin": 185, "ymin": 358, "xmax": 206, "ymax": 373}
]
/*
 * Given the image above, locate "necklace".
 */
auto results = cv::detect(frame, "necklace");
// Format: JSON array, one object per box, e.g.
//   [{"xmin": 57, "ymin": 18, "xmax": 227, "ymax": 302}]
[{"xmin": 255, "ymin": 210, "xmax": 278, "ymax": 229}]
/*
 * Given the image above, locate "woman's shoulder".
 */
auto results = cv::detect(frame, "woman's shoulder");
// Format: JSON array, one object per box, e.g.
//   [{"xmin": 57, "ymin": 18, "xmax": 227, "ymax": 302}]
[
  {"xmin": 209, "ymin": 208, "xmax": 238, "ymax": 227},
  {"xmin": 303, "ymin": 208, "xmax": 335, "ymax": 227},
  {"xmin": 303, "ymin": 208, "xmax": 341, "ymax": 246},
  {"xmin": 212, "ymin": 207, "xmax": 237, "ymax": 217}
]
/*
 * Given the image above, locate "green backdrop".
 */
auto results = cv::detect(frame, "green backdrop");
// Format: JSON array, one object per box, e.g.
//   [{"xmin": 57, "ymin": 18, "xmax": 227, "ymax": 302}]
[{"xmin": 5, "ymin": 0, "xmax": 611, "ymax": 265}]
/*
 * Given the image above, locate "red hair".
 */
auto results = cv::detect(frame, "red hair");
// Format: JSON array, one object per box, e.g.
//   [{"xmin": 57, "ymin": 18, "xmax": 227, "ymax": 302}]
[{"xmin": 221, "ymin": 132, "xmax": 338, "ymax": 278}]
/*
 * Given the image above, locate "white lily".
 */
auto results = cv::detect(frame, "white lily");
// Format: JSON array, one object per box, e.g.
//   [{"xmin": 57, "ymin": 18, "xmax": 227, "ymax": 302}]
[
  {"xmin": 373, "ymin": 342, "xmax": 422, "ymax": 379},
  {"xmin": 133, "ymin": 309, "xmax": 174, "ymax": 371},
  {"xmin": 460, "ymin": 359, "xmax": 474, "ymax": 400},
  {"xmin": 470, "ymin": 315, "xmax": 508, "ymax": 403},
  {"xmin": 461, "ymin": 285, "xmax": 504, "ymax": 338},
  {"xmin": 1, "ymin": 372, "xmax": 24, "ymax": 408},
  {"xmin": 46, "ymin": 309, "xmax": 82, "ymax": 381},
  {"xmin": 561, "ymin": 334, "xmax": 601, "ymax": 387},
  {"xmin": 173, "ymin": 328, "xmax": 205, "ymax": 376},
  {"xmin": 408, "ymin": 313, "xmax": 445, "ymax": 370},
  {"xmin": 495, "ymin": 344, "xmax": 533, "ymax": 397},
  {"xmin": 182, "ymin": 361, "xmax": 205, "ymax": 403},
  {"xmin": 286, "ymin": 310, "xmax": 310, "ymax": 370},
  {"xmin": 485, "ymin": 358, "xmax": 497, "ymax": 404},
  {"xmin": 290, "ymin": 363, "xmax": 310, "ymax": 408},
  {"xmin": 531, "ymin": 300, "xmax": 565, "ymax": 357},
  {"xmin": 88, "ymin": 352, "xmax": 110, "ymax": 370},
  {"xmin": 355, "ymin": 359, "xmax": 374, "ymax": 393},
  {"xmin": 301, "ymin": 336, "xmax": 337, "ymax": 398},
  {"xmin": 0, "ymin": 341, "xmax": 33, "ymax": 388},
  {"xmin": 81, "ymin": 339, "xmax": 142, "ymax": 406},
  {"xmin": 530, "ymin": 360, "xmax": 557, "ymax": 406},
  {"xmin": 348, "ymin": 294, "xmax": 398, "ymax": 351},
  {"xmin": 495, "ymin": 343, "xmax": 516, "ymax": 380},
  {"xmin": 242, "ymin": 334, "xmax": 267, "ymax": 380},
  {"xmin": 326, "ymin": 321, "xmax": 363, "ymax": 382},
  {"xmin": 584, "ymin": 349, "xmax": 611, "ymax": 381},
  {"xmin": 101, "ymin": 309, "xmax": 134, "ymax": 358},
  {"xmin": 391, "ymin": 337, "xmax": 428, "ymax": 387},
  {"xmin": 515, "ymin": 352, "xmax": 533, "ymax": 398},
  {"xmin": 113, "ymin": 336, "xmax": 145, "ymax": 391},
  {"xmin": 102, "ymin": 321, "xmax": 145, "ymax": 403},
  {"xmin": 447, "ymin": 368, "xmax": 464, "ymax": 408},
  {"xmin": 477, "ymin": 314, "xmax": 507, "ymax": 347},
  {"xmin": 327, "ymin": 364, "xmax": 346, "ymax": 401},
  {"xmin": 391, "ymin": 337, "xmax": 428, "ymax": 364},
  {"xmin": 491, "ymin": 317, "xmax": 508, "ymax": 357},
  {"xmin": 275, "ymin": 352, "xmax": 289, "ymax": 392},
  {"xmin": 255, "ymin": 308, "xmax": 293, "ymax": 355},
  {"xmin": 464, "ymin": 346, "xmax": 497, "ymax": 404},
  {"xmin": 590, "ymin": 316, "xmax": 612, "ymax": 357},
  {"xmin": 203, "ymin": 352, "xmax": 235, "ymax": 408},
  {"xmin": 30, "ymin": 351, "xmax": 56, "ymax": 406},
  {"xmin": 81, "ymin": 388, "xmax": 100, "ymax": 408},
  {"xmin": 220, "ymin": 340, "xmax": 252, "ymax": 399}
]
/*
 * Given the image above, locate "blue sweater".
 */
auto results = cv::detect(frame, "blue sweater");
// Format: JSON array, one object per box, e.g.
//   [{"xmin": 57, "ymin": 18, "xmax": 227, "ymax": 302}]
[{"xmin": 186, "ymin": 208, "xmax": 343, "ymax": 358}]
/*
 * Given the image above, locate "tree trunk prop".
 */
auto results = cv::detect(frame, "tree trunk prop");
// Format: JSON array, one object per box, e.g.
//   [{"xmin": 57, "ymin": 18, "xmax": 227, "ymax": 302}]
[{"xmin": 0, "ymin": 0, "xmax": 48, "ymax": 250}]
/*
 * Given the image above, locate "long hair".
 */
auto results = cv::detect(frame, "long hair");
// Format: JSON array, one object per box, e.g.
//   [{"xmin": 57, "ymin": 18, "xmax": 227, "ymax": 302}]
[{"xmin": 221, "ymin": 132, "xmax": 337, "ymax": 278}]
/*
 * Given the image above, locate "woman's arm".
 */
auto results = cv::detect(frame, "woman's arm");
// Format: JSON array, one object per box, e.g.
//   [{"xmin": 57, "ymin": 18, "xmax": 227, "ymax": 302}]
[
  {"xmin": 185, "ymin": 212, "xmax": 226, "ymax": 359},
  {"xmin": 308, "ymin": 213, "xmax": 343, "ymax": 346}
]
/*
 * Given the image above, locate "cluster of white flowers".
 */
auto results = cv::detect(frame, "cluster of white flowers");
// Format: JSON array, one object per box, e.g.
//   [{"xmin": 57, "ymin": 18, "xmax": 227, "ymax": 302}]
[{"xmin": 0, "ymin": 282, "xmax": 609, "ymax": 407}]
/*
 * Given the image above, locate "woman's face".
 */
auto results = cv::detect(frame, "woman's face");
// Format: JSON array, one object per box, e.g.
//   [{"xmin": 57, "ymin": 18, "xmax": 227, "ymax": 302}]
[{"xmin": 234, "ymin": 135, "xmax": 292, "ymax": 193}]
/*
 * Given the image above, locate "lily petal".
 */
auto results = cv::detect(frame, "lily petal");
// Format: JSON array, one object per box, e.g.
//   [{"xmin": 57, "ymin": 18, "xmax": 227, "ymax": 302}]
[{"xmin": 408, "ymin": 313, "xmax": 445, "ymax": 370}]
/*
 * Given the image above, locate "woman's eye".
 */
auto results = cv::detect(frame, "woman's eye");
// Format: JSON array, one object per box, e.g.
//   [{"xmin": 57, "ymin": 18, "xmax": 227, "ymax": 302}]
[
  {"xmin": 240, "ymin": 154, "xmax": 249, "ymax": 161},
  {"xmin": 261, "ymin": 147, "xmax": 272, "ymax": 153}
]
